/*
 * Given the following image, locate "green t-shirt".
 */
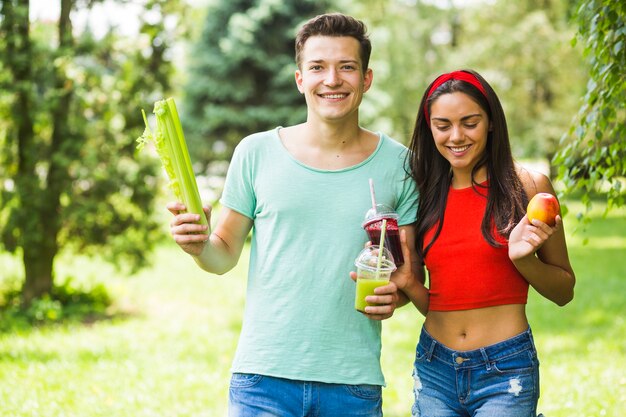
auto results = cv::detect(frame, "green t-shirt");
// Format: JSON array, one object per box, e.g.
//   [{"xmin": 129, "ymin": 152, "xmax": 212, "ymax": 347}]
[{"xmin": 220, "ymin": 127, "xmax": 418, "ymax": 385}]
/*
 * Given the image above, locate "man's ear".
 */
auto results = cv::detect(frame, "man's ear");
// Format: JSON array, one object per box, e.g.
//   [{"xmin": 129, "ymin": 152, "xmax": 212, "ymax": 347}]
[
  {"xmin": 295, "ymin": 70, "xmax": 304, "ymax": 94},
  {"xmin": 363, "ymin": 68, "xmax": 373, "ymax": 93}
]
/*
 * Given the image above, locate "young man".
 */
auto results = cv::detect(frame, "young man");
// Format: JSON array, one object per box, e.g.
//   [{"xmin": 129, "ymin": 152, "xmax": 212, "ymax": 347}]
[{"xmin": 167, "ymin": 13, "xmax": 418, "ymax": 417}]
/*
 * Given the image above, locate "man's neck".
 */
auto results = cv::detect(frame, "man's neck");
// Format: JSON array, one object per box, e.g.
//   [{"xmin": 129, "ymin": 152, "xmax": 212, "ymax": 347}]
[
  {"xmin": 278, "ymin": 121, "xmax": 379, "ymax": 170},
  {"xmin": 300, "ymin": 120, "xmax": 363, "ymax": 151}
]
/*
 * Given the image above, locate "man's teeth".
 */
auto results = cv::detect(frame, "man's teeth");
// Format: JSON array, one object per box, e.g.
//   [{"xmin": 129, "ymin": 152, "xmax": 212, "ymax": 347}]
[
  {"xmin": 450, "ymin": 145, "xmax": 470, "ymax": 152},
  {"xmin": 322, "ymin": 94, "xmax": 347, "ymax": 99}
]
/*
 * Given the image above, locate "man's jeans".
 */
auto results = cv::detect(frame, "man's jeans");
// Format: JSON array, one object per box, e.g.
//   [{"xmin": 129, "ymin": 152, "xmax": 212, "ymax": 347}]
[{"xmin": 229, "ymin": 373, "xmax": 382, "ymax": 417}]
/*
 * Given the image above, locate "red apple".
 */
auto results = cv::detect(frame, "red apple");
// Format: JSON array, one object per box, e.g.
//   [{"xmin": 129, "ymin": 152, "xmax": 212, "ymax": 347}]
[{"xmin": 526, "ymin": 193, "xmax": 560, "ymax": 226}]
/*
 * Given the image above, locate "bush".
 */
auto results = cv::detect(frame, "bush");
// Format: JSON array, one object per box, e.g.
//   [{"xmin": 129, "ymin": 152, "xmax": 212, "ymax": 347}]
[{"xmin": 0, "ymin": 276, "xmax": 112, "ymax": 332}]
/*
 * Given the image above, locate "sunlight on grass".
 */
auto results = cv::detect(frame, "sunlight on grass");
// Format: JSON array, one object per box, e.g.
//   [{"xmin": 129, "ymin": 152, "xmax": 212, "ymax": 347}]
[
  {"xmin": 1, "ymin": 202, "xmax": 625, "ymax": 416},
  {"xmin": 0, "ymin": 241, "xmax": 247, "ymax": 417}
]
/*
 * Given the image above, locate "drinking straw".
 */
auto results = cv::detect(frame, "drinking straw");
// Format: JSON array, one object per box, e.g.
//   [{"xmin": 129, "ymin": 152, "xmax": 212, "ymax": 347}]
[
  {"xmin": 376, "ymin": 218, "xmax": 388, "ymax": 279},
  {"xmin": 369, "ymin": 178, "xmax": 377, "ymax": 212}
]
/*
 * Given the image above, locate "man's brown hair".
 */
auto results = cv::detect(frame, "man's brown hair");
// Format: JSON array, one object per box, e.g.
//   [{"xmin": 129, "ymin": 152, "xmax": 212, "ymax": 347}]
[{"xmin": 295, "ymin": 13, "xmax": 371, "ymax": 74}]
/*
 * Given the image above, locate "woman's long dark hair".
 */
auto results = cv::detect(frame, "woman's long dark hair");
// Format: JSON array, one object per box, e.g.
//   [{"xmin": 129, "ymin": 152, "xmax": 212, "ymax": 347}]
[{"xmin": 408, "ymin": 69, "xmax": 527, "ymax": 260}]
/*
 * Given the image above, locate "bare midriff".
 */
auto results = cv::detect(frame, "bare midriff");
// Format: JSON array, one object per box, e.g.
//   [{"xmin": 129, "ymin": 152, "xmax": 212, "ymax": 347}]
[{"xmin": 424, "ymin": 304, "xmax": 529, "ymax": 351}]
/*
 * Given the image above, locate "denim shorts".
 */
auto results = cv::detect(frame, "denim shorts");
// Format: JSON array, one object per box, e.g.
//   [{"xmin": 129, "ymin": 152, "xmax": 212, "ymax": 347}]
[
  {"xmin": 412, "ymin": 327, "xmax": 543, "ymax": 417},
  {"xmin": 228, "ymin": 373, "xmax": 382, "ymax": 417}
]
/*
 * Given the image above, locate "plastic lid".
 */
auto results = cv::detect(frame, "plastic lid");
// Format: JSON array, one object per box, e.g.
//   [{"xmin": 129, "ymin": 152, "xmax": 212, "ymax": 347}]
[
  {"xmin": 362, "ymin": 203, "xmax": 398, "ymax": 227},
  {"xmin": 354, "ymin": 245, "xmax": 396, "ymax": 272}
]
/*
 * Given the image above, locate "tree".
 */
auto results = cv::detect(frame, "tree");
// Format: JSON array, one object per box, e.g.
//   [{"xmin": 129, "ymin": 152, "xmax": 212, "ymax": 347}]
[
  {"xmin": 344, "ymin": 0, "xmax": 452, "ymax": 142},
  {"xmin": 346, "ymin": 0, "xmax": 588, "ymax": 162},
  {"xmin": 0, "ymin": 0, "xmax": 183, "ymax": 305},
  {"xmin": 434, "ymin": 0, "xmax": 587, "ymax": 165},
  {"xmin": 553, "ymin": 0, "xmax": 625, "ymax": 216},
  {"xmin": 183, "ymin": 0, "xmax": 328, "ymax": 175}
]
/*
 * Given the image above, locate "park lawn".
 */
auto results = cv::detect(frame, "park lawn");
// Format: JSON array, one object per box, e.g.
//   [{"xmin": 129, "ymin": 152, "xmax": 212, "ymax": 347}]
[{"xmin": 0, "ymin": 202, "xmax": 625, "ymax": 417}]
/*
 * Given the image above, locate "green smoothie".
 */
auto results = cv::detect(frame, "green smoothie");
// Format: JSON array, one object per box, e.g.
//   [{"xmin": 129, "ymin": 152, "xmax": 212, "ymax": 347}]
[{"xmin": 355, "ymin": 278, "xmax": 389, "ymax": 312}]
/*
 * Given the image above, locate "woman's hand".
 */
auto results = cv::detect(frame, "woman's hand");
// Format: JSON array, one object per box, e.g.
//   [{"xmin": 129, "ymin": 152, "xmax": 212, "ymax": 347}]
[
  {"xmin": 392, "ymin": 228, "xmax": 429, "ymax": 316},
  {"xmin": 390, "ymin": 229, "xmax": 415, "ymax": 292},
  {"xmin": 509, "ymin": 214, "xmax": 561, "ymax": 262}
]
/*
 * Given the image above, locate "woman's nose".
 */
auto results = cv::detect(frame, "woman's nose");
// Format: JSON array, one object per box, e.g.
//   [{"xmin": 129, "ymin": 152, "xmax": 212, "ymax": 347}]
[{"xmin": 450, "ymin": 125, "xmax": 464, "ymax": 141}]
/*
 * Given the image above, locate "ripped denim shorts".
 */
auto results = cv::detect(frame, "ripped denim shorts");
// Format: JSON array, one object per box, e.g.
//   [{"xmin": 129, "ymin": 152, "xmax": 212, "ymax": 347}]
[{"xmin": 412, "ymin": 326, "xmax": 543, "ymax": 417}]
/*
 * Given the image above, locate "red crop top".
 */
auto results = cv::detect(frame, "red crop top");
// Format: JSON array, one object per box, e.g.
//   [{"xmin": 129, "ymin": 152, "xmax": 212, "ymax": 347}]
[{"xmin": 424, "ymin": 183, "xmax": 529, "ymax": 311}]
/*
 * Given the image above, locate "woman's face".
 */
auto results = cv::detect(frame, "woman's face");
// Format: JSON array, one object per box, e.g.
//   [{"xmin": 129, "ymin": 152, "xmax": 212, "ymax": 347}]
[{"xmin": 428, "ymin": 91, "xmax": 490, "ymax": 182}]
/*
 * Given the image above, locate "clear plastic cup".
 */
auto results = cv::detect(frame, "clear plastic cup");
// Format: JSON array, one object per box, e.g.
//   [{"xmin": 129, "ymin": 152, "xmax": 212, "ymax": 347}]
[
  {"xmin": 354, "ymin": 245, "xmax": 397, "ymax": 312},
  {"xmin": 362, "ymin": 204, "xmax": 404, "ymax": 267}
]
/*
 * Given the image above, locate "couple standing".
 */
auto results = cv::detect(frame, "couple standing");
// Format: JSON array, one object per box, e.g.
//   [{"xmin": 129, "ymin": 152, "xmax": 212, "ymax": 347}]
[{"xmin": 167, "ymin": 13, "xmax": 575, "ymax": 417}]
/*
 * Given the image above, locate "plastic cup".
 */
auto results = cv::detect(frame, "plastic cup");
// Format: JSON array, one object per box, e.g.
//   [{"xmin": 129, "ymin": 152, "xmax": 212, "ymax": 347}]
[
  {"xmin": 363, "ymin": 204, "xmax": 404, "ymax": 267},
  {"xmin": 354, "ymin": 245, "xmax": 397, "ymax": 312}
]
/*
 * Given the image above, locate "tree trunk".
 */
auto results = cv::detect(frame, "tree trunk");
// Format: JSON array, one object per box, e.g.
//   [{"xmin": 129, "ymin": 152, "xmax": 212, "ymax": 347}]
[
  {"xmin": 22, "ymin": 0, "xmax": 77, "ymax": 305},
  {"xmin": 0, "ymin": 2, "xmax": 48, "ymax": 304},
  {"xmin": 22, "ymin": 241, "xmax": 57, "ymax": 304},
  {"xmin": 3, "ymin": 0, "xmax": 74, "ymax": 305}
]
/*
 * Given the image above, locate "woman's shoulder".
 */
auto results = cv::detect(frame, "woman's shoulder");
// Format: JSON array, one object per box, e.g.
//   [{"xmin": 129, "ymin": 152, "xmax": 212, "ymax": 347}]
[{"xmin": 514, "ymin": 163, "xmax": 556, "ymax": 198}]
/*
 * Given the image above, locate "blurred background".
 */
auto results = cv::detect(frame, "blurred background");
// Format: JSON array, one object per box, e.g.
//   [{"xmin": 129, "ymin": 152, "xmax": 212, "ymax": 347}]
[{"xmin": 0, "ymin": 1, "xmax": 624, "ymax": 416}]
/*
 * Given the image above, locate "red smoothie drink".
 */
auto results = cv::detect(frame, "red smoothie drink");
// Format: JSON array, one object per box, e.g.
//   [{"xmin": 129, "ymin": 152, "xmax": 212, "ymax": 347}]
[
  {"xmin": 362, "ymin": 204, "xmax": 404, "ymax": 267},
  {"xmin": 364, "ymin": 218, "xmax": 403, "ymax": 267}
]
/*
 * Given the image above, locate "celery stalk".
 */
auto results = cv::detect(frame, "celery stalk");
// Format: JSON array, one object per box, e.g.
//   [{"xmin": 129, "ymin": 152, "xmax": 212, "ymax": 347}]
[{"xmin": 137, "ymin": 98, "xmax": 208, "ymax": 226}]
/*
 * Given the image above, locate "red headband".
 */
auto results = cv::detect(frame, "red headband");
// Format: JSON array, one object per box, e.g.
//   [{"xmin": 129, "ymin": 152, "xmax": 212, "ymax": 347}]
[{"xmin": 424, "ymin": 70, "xmax": 488, "ymax": 125}]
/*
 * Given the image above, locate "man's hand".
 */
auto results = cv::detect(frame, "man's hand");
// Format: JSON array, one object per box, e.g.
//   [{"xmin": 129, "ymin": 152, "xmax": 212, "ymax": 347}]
[
  {"xmin": 166, "ymin": 202, "xmax": 211, "ymax": 257},
  {"xmin": 349, "ymin": 272, "xmax": 399, "ymax": 320}
]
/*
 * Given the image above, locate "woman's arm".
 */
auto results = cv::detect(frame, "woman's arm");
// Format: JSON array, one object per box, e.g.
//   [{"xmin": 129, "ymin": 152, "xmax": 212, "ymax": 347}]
[
  {"xmin": 509, "ymin": 170, "xmax": 576, "ymax": 306},
  {"xmin": 393, "ymin": 227, "xmax": 429, "ymax": 316}
]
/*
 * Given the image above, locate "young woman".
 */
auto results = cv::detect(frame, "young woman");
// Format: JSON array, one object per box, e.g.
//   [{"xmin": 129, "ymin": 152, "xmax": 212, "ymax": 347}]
[{"xmin": 395, "ymin": 69, "xmax": 575, "ymax": 416}]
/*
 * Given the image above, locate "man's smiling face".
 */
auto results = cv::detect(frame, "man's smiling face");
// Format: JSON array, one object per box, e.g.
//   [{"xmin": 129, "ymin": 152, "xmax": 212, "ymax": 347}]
[{"xmin": 295, "ymin": 35, "xmax": 372, "ymax": 124}]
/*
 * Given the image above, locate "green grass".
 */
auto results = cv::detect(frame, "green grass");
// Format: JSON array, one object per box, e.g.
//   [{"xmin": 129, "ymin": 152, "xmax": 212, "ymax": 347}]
[{"xmin": 0, "ymin": 202, "xmax": 624, "ymax": 416}]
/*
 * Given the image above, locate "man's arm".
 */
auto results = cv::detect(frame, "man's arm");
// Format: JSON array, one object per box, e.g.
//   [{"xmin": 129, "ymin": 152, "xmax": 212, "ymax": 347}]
[{"xmin": 167, "ymin": 202, "xmax": 253, "ymax": 275}]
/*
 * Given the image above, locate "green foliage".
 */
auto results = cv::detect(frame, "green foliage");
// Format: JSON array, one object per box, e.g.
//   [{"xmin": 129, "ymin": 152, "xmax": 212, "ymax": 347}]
[
  {"xmin": 183, "ymin": 0, "xmax": 329, "ymax": 172},
  {"xmin": 345, "ymin": 0, "xmax": 453, "ymax": 140},
  {"xmin": 0, "ymin": 276, "xmax": 112, "ymax": 333},
  {"xmin": 0, "ymin": 1, "xmax": 187, "ymax": 301},
  {"xmin": 459, "ymin": 1, "xmax": 586, "ymax": 161},
  {"xmin": 554, "ymin": 0, "xmax": 626, "ymax": 217},
  {"xmin": 178, "ymin": 0, "xmax": 588, "ymax": 172},
  {"xmin": 341, "ymin": 0, "xmax": 587, "ymax": 161}
]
